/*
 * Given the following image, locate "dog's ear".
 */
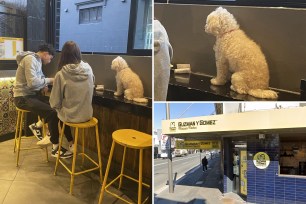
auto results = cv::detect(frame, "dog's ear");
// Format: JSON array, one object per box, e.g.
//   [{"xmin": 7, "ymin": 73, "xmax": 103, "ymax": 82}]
[{"xmin": 218, "ymin": 8, "xmax": 239, "ymax": 31}]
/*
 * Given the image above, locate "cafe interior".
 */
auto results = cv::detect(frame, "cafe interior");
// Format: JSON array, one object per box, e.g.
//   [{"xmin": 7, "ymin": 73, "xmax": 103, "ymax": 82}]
[{"xmin": 0, "ymin": 0, "xmax": 152, "ymax": 203}]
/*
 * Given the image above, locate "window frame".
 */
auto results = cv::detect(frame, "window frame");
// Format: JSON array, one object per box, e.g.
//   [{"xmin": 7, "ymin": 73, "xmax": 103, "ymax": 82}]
[
  {"xmin": 79, "ymin": 6, "xmax": 102, "ymax": 24},
  {"xmin": 127, "ymin": 0, "xmax": 152, "ymax": 56}
]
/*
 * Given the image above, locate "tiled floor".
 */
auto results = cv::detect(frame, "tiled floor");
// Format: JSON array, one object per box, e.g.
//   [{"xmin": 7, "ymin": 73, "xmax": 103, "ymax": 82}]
[{"xmin": 0, "ymin": 136, "xmax": 148, "ymax": 204}]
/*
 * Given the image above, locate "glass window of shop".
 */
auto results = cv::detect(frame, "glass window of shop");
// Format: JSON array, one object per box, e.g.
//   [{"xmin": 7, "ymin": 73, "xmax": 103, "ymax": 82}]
[
  {"xmin": 51, "ymin": 0, "xmax": 151, "ymax": 56},
  {"xmin": 0, "ymin": 3, "xmax": 26, "ymax": 69},
  {"xmin": 133, "ymin": 0, "xmax": 152, "ymax": 50},
  {"xmin": 79, "ymin": 6, "xmax": 102, "ymax": 24},
  {"xmin": 279, "ymin": 134, "xmax": 306, "ymax": 176}
]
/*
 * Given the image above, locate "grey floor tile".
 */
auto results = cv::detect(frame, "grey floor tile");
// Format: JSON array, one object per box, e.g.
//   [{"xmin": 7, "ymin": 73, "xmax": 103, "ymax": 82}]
[
  {"xmin": 3, "ymin": 180, "xmax": 86, "ymax": 204},
  {"xmin": 0, "ymin": 165, "xmax": 19, "ymax": 181},
  {"xmin": 0, "ymin": 138, "xmax": 151, "ymax": 204},
  {"xmin": 0, "ymin": 180, "xmax": 12, "ymax": 203}
]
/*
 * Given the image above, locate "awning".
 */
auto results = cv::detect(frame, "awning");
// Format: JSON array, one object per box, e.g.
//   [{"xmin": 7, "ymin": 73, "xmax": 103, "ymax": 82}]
[{"xmin": 162, "ymin": 107, "xmax": 306, "ymax": 139}]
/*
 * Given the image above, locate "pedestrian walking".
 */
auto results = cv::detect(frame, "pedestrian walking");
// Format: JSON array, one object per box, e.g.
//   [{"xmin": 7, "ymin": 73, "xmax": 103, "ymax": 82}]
[{"xmin": 202, "ymin": 156, "xmax": 208, "ymax": 171}]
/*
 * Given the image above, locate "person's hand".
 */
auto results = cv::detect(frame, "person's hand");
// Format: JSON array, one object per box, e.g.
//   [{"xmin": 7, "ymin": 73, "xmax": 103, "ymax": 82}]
[
  {"xmin": 46, "ymin": 78, "xmax": 54, "ymax": 85},
  {"xmin": 40, "ymin": 85, "xmax": 49, "ymax": 96}
]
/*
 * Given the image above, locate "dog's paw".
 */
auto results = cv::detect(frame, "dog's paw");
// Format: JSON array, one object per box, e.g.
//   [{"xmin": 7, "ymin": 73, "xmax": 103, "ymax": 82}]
[
  {"xmin": 231, "ymin": 85, "xmax": 248, "ymax": 95},
  {"xmin": 211, "ymin": 78, "xmax": 226, "ymax": 85},
  {"xmin": 124, "ymin": 95, "xmax": 133, "ymax": 101}
]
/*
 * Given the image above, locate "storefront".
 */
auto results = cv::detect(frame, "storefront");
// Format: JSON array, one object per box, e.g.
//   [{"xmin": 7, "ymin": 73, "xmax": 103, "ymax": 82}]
[{"xmin": 162, "ymin": 107, "xmax": 306, "ymax": 203}]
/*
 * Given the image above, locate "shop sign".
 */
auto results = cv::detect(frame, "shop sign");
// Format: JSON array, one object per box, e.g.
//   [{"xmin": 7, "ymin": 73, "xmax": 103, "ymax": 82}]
[
  {"xmin": 240, "ymin": 150, "xmax": 247, "ymax": 195},
  {"xmin": 253, "ymin": 152, "xmax": 270, "ymax": 169},
  {"xmin": 0, "ymin": 37, "xmax": 23, "ymax": 60},
  {"xmin": 175, "ymin": 140, "xmax": 220, "ymax": 149},
  {"xmin": 169, "ymin": 120, "xmax": 217, "ymax": 131}
]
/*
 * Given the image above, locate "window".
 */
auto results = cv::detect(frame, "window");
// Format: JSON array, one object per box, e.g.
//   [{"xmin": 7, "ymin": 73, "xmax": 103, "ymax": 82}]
[
  {"xmin": 279, "ymin": 134, "xmax": 306, "ymax": 176},
  {"xmin": 79, "ymin": 6, "xmax": 102, "ymax": 24},
  {"xmin": 133, "ymin": 0, "xmax": 152, "ymax": 49},
  {"xmin": 128, "ymin": 0, "xmax": 152, "ymax": 55},
  {"xmin": 0, "ymin": 10, "xmax": 26, "ymax": 69}
]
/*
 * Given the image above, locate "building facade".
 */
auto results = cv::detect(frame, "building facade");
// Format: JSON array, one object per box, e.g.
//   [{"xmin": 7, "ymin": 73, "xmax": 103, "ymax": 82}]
[
  {"xmin": 59, "ymin": 0, "xmax": 151, "ymax": 53},
  {"xmin": 162, "ymin": 103, "xmax": 306, "ymax": 203}
]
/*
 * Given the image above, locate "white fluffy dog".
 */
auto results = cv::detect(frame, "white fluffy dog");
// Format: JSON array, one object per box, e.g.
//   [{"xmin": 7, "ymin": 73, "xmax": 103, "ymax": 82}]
[
  {"xmin": 205, "ymin": 7, "xmax": 278, "ymax": 99},
  {"xmin": 111, "ymin": 56, "xmax": 148, "ymax": 103}
]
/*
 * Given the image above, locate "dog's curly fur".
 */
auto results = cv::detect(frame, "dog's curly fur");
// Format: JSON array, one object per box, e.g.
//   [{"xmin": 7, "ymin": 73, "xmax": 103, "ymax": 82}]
[
  {"xmin": 205, "ymin": 7, "xmax": 278, "ymax": 99},
  {"xmin": 111, "ymin": 56, "xmax": 148, "ymax": 103}
]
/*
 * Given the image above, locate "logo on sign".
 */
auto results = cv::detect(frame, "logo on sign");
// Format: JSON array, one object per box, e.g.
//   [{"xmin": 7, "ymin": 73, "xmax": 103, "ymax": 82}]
[
  {"xmin": 170, "ymin": 122, "xmax": 176, "ymax": 130},
  {"xmin": 253, "ymin": 152, "xmax": 270, "ymax": 169}
]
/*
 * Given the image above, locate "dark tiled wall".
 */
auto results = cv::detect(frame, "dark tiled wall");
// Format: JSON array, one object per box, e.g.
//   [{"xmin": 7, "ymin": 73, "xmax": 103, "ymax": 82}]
[{"xmin": 246, "ymin": 135, "xmax": 306, "ymax": 204}]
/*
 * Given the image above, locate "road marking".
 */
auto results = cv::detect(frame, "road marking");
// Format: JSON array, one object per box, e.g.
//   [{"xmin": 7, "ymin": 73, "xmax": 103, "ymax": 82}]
[
  {"xmin": 154, "ymin": 154, "xmax": 202, "ymax": 167},
  {"xmin": 155, "ymin": 185, "xmax": 169, "ymax": 195}
]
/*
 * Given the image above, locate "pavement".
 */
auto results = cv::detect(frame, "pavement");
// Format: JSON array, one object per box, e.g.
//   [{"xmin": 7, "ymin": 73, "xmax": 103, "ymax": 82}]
[
  {"xmin": 0, "ymin": 137, "xmax": 149, "ymax": 204},
  {"xmin": 154, "ymin": 154, "xmax": 247, "ymax": 204}
]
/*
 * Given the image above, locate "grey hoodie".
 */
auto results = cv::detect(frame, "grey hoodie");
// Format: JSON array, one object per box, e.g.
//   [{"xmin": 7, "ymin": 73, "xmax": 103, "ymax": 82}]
[
  {"xmin": 49, "ymin": 61, "xmax": 95, "ymax": 123},
  {"xmin": 154, "ymin": 20, "xmax": 173, "ymax": 101},
  {"xmin": 14, "ymin": 51, "xmax": 53, "ymax": 97}
]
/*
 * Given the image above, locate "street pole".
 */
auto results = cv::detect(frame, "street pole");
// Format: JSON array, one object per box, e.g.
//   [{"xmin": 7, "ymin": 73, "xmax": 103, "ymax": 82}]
[
  {"xmin": 200, "ymin": 150, "xmax": 202, "ymax": 166},
  {"xmin": 166, "ymin": 103, "xmax": 174, "ymax": 193}
]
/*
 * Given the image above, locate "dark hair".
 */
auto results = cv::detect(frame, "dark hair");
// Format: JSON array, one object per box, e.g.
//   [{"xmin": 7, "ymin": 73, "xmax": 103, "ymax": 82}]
[
  {"xmin": 38, "ymin": 43, "xmax": 55, "ymax": 56},
  {"xmin": 58, "ymin": 41, "xmax": 82, "ymax": 71}
]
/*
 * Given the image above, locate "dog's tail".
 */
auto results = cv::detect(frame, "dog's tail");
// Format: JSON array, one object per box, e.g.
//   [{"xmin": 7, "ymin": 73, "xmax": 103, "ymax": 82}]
[
  {"xmin": 248, "ymin": 89, "xmax": 278, "ymax": 99},
  {"xmin": 133, "ymin": 97, "xmax": 148, "ymax": 103}
]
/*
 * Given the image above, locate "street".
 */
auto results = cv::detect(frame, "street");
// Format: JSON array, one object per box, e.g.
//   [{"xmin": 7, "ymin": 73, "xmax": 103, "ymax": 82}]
[{"xmin": 154, "ymin": 152, "xmax": 211, "ymax": 194}]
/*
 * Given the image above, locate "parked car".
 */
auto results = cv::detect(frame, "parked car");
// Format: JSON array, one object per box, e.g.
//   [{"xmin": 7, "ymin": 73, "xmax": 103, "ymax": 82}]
[
  {"xmin": 174, "ymin": 149, "xmax": 188, "ymax": 157},
  {"xmin": 160, "ymin": 152, "xmax": 175, "ymax": 159}
]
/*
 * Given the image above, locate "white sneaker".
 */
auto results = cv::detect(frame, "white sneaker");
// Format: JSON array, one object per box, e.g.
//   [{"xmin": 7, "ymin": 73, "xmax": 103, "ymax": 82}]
[
  {"xmin": 51, "ymin": 146, "xmax": 73, "ymax": 159},
  {"xmin": 37, "ymin": 136, "xmax": 51, "ymax": 147}
]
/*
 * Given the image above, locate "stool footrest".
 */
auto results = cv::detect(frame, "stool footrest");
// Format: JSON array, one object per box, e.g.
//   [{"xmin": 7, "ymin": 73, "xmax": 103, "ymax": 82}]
[
  {"xmin": 58, "ymin": 153, "xmax": 100, "ymax": 175},
  {"xmin": 79, "ymin": 153, "xmax": 99, "ymax": 167},
  {"xmin": 105, "ymin": 188, "xmax": 134, "ymax": 204},
  {"xmin": 19, "ymin": 147, "xmax": 46, "ymax": 151},
  {"xmin": 122, "ymin": 174, "xmax": 150, "ymax": 188},
  {"xmin": 19, "ymin": 136, "xmax": 37, "ymax": 139},
  {"xmin": 104, "ymin": 173, "xmax": 150, "ymax": 204}
]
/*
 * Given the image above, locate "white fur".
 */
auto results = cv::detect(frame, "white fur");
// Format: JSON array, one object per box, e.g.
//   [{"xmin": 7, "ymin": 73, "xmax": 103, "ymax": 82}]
[
  {"xmin": 111, "ymin": 56, "xmax": 148, "ymax": 103},
  {"xmin": 205, "ymin": 7, "xmax": 278, "ymax": 99}
]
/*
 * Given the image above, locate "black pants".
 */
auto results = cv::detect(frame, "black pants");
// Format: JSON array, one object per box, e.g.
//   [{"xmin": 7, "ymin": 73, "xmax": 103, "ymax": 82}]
[
  {"xmin": 203, "ymin": 165, "xmax": 207, "ymax": 171},
  {"xmin": 14, "ymin": 95, "xmax": 73, "ymax": 144}
]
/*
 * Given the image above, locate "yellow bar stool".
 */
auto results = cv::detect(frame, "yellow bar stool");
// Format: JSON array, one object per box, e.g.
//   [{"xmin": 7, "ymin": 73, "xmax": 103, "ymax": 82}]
[
  {"xmin": 98, "ymin": 129, "xmax": 152, "ymax": 204},
  {"xmin": 53, "ymin": 117, "xmax": 103, "ymax": 195},
  {"xmin": 13, "ymin": 107, "xmax": 49, "ymax": 166}
]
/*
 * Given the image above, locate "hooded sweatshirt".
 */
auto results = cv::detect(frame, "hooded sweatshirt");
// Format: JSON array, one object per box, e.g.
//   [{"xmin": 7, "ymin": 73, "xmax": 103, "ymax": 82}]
[
  {"xmin": 154, "ymin": 20, "xmax": 173, "ymax": 101},
  {"xmin": 49, "ymin": 61, "xmax": 95, "ymax": 123},
  {"xmin": 14, "ymin": 51, "xmax": 53, "ymax": 97}
]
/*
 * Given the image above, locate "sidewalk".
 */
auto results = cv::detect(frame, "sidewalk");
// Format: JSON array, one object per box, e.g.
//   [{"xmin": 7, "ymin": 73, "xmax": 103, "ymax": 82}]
[{"xmin": 154, "ymin": 155, "xmax": 246, "ymax": 204}]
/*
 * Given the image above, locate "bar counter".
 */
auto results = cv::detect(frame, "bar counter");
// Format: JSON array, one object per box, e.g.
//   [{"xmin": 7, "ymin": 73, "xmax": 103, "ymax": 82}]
[
  {"xmin": 85, "ymin": 89, "xmax": 152, "ymax": 184},
  {"xmin": 93, "ymin": 89, "xmax": 152, "ymax": 118},
  {"xmin": 167, "ymin": 70, "xmax": 300, "ymax": 101}
]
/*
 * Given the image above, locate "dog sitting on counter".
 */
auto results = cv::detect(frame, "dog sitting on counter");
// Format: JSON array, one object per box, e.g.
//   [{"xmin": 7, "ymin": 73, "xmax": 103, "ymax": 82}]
[
  {"xmin": 205, "ymin": 7, "xmax": 278, "ymax": 99},
  {"xmin": 111, "ymin": 56, "xmax": 148, "ymax": 103}
]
